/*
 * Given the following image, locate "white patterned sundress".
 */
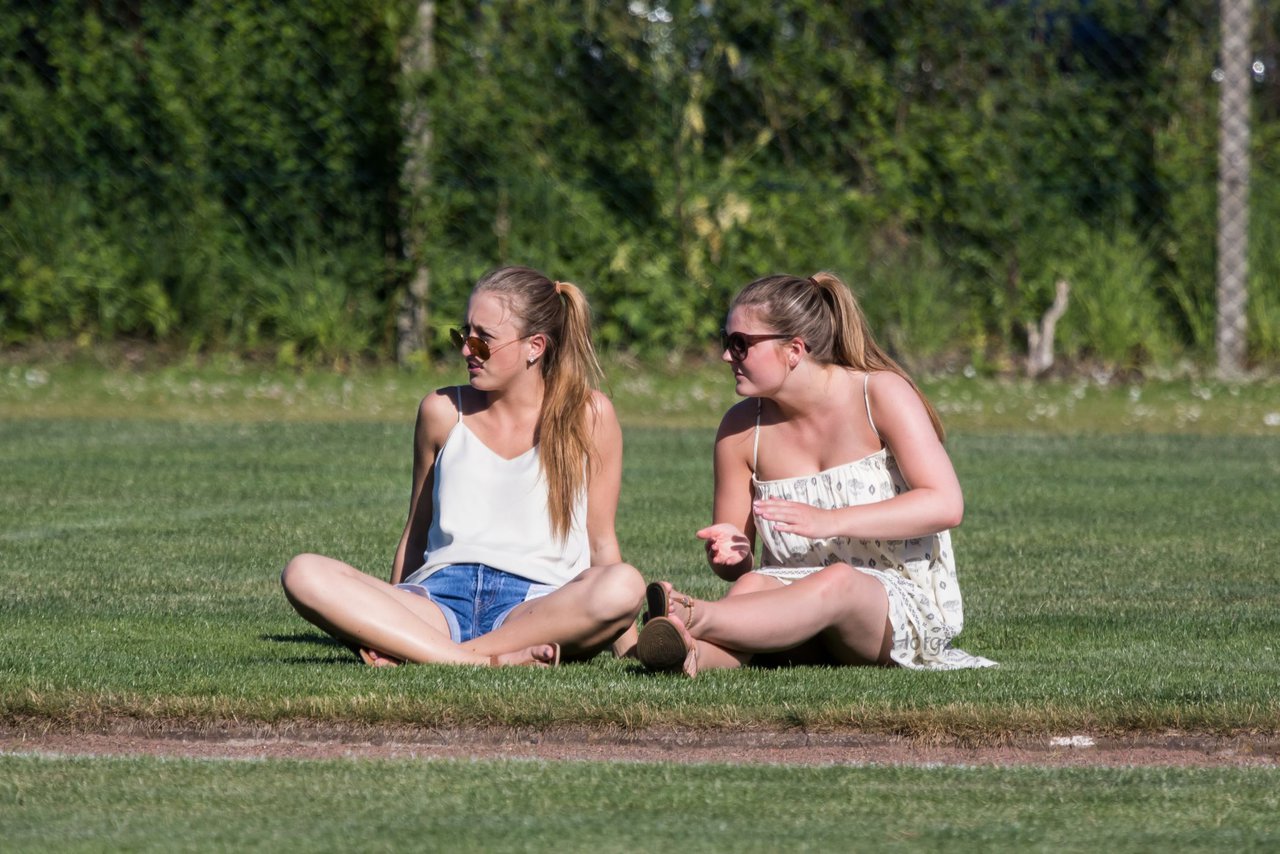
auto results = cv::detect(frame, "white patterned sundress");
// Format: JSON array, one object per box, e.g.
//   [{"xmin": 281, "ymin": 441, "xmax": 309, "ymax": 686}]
[{"xmin": 751, "ymin": 387, "xmax": 997, "ymax": 671}]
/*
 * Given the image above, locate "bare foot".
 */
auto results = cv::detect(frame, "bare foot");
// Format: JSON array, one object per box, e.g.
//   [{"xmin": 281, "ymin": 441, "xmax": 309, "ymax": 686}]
[
  {"xmin": 489, "ymin": 643, "xmax": 561, "ymax": 668},
  {"xmin": 647, "ymin": 581, "xmax": 697, "ymax": 628},
  {"xmin": 358, "ymin": 648, "xmax": 402, "ymax": 668},
  {"xmin": 668, "ymin": 616, "xmax": 698, "ymax": 677}
]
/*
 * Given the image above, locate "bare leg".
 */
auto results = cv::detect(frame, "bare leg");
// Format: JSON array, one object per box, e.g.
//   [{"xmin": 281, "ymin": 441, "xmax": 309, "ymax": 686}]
[
  {"xmin": 679, "ymin": 572, "xmax": 781, "ymax": 672},
  {"xmin": 281, "ymin": 553, "xmax": 556, "ymax": 666},
  {"xmin": 679, "ymin": 565, "xmax": 892, "ymax": 668},
  {"xmin": 461, "ymin": 563, "xmax": 645, "ymax": 661}
]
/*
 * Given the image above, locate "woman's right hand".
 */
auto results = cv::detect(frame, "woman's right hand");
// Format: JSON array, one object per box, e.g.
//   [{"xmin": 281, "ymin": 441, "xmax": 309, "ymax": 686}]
[{"xmin": 696, "ymin": 523, "xmax": 752, "ymax": 571}]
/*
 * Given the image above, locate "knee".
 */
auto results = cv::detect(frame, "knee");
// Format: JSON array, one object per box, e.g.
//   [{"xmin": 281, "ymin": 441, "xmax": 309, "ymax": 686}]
[
  {"xmin": 586, "ymin": 563, "xmax": 646, "ymax": 623},
  {"xmin": 812, "ymin": 563, "xmax": 866, "ymax": 599},
  {"xmin": 280, "ymin": 553, "xmax": 326, "ymax": 602},
  {"xmin": 727, "ymin": 572, "xmax": 782, "ymax": 596}
]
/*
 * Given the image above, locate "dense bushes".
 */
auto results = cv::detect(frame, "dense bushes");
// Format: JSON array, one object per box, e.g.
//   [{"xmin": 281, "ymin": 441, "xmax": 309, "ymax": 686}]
[
  {"xmin": 1, "ymin": 1, "xmax": 1277, "ymax": 370},
  {"xmin": 0, "ymin": 1, "xmax": 400, "ymax": 361}
]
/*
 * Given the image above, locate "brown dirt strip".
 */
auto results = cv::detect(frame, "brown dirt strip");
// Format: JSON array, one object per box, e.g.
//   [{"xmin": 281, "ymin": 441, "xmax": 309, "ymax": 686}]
[{"xmin": 3, "ymin": 720, "xmax": 1279, "ymax": 768}]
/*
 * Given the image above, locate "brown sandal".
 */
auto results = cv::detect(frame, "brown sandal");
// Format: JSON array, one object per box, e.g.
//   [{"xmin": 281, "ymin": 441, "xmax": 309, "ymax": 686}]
[
  {"xmin": 643, "ymin": 582, "xmax": 694, "ymax": 626},
  {"xmin": 636, "ymin": 616, "xmax": 698, "ymax": 677}
]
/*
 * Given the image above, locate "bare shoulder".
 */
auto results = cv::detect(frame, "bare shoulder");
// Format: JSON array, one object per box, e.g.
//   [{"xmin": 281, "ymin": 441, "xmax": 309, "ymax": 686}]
[
  {"xmin": 713, "ymin": 399, "xmax": 759, "ymax": 472},
  {"xmin": 586, "ymin": 389, "xmax": 619, "ymax": 425},
  {"xmin": 716, "ymin": 398, "xmax": 759, "ymax": 442},
  {"xmin": 866, "ymin": 371, "xmax": 936, "ymax": 438},
  {"xmin": 418, "ymin": 386, "xmax": 463, "ymax": 444},
  {"xmin": 865, "ymin": 370, "xmax": 919, "ymax": 404},
  {"xmin": 420, "ymin": 385, "xmax": 461, "ymax": 418}
]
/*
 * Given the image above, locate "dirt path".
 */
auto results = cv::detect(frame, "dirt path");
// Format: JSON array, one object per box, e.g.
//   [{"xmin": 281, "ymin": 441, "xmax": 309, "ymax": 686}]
[{"xmin": 4, "ymin": 720, "xmax": 1278, "ymax": 768}]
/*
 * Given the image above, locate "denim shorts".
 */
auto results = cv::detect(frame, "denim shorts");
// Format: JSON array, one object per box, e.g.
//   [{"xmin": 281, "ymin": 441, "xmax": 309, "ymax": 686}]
[{"xmin": 396, "ymin": 563, "xmax": 555, "ymax": 643}]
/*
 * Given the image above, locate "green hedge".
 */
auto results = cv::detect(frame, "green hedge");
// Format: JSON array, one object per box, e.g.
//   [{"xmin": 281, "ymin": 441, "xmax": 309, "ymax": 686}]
[
  {"xmin": 2, "ymin": 1, "xmax": 1277, "ymax": 369},
  {"xmin": 0, "ymin": 1, "xmax": 400, "ymax": 360}
]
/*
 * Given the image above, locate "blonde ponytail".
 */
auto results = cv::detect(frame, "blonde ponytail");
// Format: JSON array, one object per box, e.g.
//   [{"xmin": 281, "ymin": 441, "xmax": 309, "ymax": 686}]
[
  {"xmin": 731, "ymin": 272, "xmax": 946, "ymax": 441},
  {"xmin": 538, "ymin": 279, "xmax": 603, "ymax": 540},
  {"xmin": 474, "ymin": 267, "xmax": 603, "ymax": 539}
]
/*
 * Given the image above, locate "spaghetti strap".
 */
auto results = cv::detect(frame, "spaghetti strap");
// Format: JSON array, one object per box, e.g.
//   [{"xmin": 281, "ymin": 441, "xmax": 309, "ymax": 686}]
[
  {"xmin": 752, "ymin": 399, "xmax": 762, "ymax": 474},
  {"xmin": 863, "ymin": 373, "xmax": 880, "ymax": 441},
  {"xmin": 454, "ymin": 386, "xmax": 464, "ymax": 422}
]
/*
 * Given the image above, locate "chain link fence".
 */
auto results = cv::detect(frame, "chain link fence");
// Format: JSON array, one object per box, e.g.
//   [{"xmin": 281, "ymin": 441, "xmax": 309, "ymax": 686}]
[{"xmin": 2, "ymin": 1, "xmax": 1277, "ymax": 374}]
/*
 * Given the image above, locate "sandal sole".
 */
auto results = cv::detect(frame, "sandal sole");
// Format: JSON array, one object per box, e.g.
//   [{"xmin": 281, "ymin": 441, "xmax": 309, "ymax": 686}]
[{"xmin": 637, "ymin": 617, "xmax": 690, "ymax": 671}]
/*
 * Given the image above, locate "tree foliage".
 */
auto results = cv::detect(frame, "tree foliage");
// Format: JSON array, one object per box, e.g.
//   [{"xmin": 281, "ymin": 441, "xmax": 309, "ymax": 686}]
[
  {"xmin": 0, "ymin": 0, "xmax": 401, "ymax": 359},
  {"xmin": 1, "ymin": 0, "xmax": 1277, "ymax": 369}
]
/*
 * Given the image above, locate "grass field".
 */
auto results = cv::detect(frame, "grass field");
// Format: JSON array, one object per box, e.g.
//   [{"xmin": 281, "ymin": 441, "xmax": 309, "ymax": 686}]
[
  {"xmin": 2, "ymin": 358, "xmax": 1278, "ymax": 849},
  {"xmin": 3, "ymin": 755, "xmax": 1278, "ymax": 852}
]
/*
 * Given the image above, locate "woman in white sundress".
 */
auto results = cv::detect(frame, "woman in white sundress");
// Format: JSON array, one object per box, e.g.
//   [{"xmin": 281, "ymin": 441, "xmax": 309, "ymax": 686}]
[
  {"xmin": 636, "ymin": 272, "xmax": 996, "ymax": 676},
  {"xmin": 282, "ymin": 266, "xmax": 644, "ymax": 667}
]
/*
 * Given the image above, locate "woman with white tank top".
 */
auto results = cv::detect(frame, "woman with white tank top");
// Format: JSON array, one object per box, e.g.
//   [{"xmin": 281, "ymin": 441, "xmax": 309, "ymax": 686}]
[
  {"xmin": 281, "ymin": 266, "xmax": 644, "ymax": 667},
  {"xmin": 636, "ymin": 272, "xmax": 996, "ymax": 677}
]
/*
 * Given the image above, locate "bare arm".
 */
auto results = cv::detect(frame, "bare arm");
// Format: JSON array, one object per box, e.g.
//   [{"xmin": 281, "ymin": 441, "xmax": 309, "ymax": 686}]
[
  {"xmin": 862, "ymin": 372, "xmax": 964, "ymax": 534},
  {"xmin": 696, "ymin": 402, "xmax": 758, "ymax": 581},
  {"xmin": 390, "ymin": 388, "xmax": 457, "ymax": 584},
  {"xmin": 584, "ymin": 391, "xmax": 624, "ymax": 567}
]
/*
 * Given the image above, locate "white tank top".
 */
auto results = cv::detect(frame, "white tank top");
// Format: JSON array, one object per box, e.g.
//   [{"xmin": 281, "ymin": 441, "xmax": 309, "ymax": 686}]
[{"xmin": 412, "ymin": 388, "xmax": 590, "ymax": 587}]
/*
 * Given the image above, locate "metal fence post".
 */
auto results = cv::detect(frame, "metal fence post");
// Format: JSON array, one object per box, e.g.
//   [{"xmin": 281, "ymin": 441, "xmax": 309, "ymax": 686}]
[
  {"xmin": 1217, "ymin": 0, "xmax": 1253, "ymax": 378},
  {"xmin": 396, "ymin": 1, "xmax": 437, "ymax": 366}
]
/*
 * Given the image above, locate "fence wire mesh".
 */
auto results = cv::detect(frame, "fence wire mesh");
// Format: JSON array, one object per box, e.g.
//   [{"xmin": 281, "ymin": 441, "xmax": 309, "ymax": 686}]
[{"xmin": 1, "ymin": 1, "xmax": 1277, "ymax": 372}]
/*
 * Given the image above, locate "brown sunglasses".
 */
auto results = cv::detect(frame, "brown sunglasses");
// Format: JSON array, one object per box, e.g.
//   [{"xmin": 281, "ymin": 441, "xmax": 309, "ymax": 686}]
[
  {"xmin": 449, "ymin": 328, "xmax": 527, "ymax": 362},
  {"xmin": 721, "ymin": 329, "xmax": 792, "ymax": 361}
]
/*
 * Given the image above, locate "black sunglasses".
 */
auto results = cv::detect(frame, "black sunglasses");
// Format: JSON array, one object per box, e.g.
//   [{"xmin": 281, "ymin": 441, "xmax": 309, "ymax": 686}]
[
  {"xmin": 720, "ymin": 329, "xmax": 791, "ymax": 361},
  {"xmin": 449, "ymin": 328, "xmax": 525, "ymax": 362}
]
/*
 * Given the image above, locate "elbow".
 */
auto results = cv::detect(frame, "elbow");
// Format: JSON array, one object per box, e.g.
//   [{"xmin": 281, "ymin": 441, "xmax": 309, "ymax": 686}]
[
  {"xmin": 940, "ymin": 495, "xmax": 965, "ymax": 530},
  {"xmin": 710, "ymin": 565, "xmax": 736, "ymax": 582},
  {"xmin": 921, "ymin": 487, "xmax": 964, "ymax": 532},
  {"xmin": 710, "ymin": 558, "xmax": 752, "ymax": 583}
]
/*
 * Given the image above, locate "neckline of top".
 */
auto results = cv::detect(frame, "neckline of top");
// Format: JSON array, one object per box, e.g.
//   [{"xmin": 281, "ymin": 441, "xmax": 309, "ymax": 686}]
[
  {"xmin": 750, "ymin": 446, "xmax": 888, "ymax": 485},
  {"xmin": 454, "ymin": 420, "xmax": 538, "ymax": 463}
]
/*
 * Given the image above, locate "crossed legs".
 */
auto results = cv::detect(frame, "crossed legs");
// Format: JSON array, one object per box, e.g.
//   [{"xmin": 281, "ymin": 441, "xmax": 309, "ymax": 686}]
[
  {"xmin": 456, "ymin": 562, "xmax": 644, "ymax": 661},
  {"xmin": 645, "ymin": 563, "xmax": 893, "ymax": 674},
  {"xmin": 281, "ymin": 554, "xmax": 644, "ymax": 666}
]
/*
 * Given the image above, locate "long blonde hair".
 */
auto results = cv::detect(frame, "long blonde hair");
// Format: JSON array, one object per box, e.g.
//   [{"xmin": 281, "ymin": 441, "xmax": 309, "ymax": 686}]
[
  {"xmin": 730, "ymin": 272, "xmax": 946, "ymax": 441},
  {"xmin": 474, "ymin": 266, "xmax": 604, "ymax": 539}
]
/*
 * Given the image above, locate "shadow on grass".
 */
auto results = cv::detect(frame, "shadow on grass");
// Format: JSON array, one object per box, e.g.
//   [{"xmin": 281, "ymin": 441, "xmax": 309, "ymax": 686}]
[
  {"xmin": 261, "ymin": 632, "xmax": 347, "ymax": 648},
  {"xmin": 622, "ymin": 663, "xmax": 697, "ymax": 679},
  {"xmin": 262, "ymin": 632, "xmax": 363, "ymax": 666}
]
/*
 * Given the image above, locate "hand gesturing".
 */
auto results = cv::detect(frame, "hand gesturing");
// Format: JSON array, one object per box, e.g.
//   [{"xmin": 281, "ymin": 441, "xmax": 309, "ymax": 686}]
[{"xmin": 695, "ymin": 523, "xmax": 751, "ymax": 568}]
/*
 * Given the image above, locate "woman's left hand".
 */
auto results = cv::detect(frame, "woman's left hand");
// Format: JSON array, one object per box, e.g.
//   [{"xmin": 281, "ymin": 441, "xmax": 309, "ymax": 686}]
[{"xmin": 752, "ymin": 498, "xmax": 836, "ymax": 540}]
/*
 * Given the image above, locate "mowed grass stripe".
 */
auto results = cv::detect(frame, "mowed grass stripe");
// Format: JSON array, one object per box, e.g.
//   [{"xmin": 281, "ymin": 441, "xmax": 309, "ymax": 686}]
[{"xmin": 1, "ymin": 754, "xmax": 1277, "ymax": 853}]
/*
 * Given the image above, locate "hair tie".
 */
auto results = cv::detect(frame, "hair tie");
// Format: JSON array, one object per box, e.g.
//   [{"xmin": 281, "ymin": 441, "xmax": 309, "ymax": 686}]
[
  {"xmin": 807, "ymin": 275, "xmax": 819, "ymax": 288},
  {"xmin": 553, "ymin": 280, "xmax": 565, "ymax": 295}
]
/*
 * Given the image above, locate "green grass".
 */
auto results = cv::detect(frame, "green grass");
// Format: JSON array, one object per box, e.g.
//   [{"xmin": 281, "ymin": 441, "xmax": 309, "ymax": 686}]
[
  {"xmin": 3, "ymin": 359, "xmax": 1278, "ymax": 850},
  {"xmin": 5, "ymin": 355, "xmax": 1280, "ymax": 433},
  {"xmin": 1, "ymin": 359, "xmax": 1278, "ymax": 735},
  {"xmin": 2, "ymin": 755, "xmax": 1278, "ymax": 852}
]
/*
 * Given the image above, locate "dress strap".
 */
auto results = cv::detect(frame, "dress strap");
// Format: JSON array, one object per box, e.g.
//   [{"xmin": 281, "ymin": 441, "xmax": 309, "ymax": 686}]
[
  {"xmin": 752, "ymin": 399, "xmax": 762, "ymax": 473},
  {"xmin": 863, "ymin": 373, "xmax": 880, "ymax": 441},
  {"xmin": 454, "ymin": 386, "xmax": 464, "ymax": 423}
]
